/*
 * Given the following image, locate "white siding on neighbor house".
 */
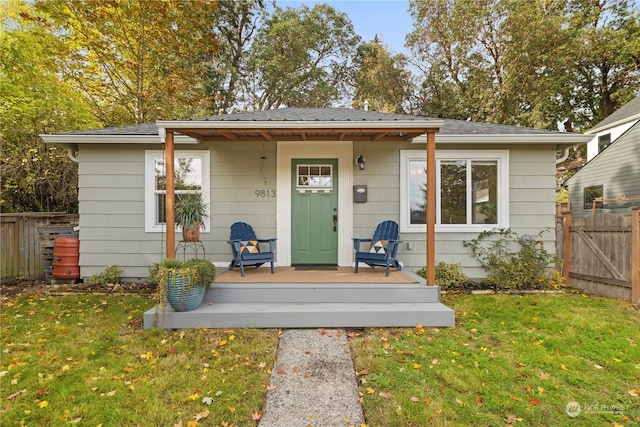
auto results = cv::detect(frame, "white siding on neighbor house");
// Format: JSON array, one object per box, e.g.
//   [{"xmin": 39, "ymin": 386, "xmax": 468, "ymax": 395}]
[
  {"xmin": 567, "ymin": 122, "xmax": 640, "ymax": 221},
  {"xmin": 351, "ymin": 142, "xmax": 558, "ymax": 279},
  {"xmin": 586, "ymin": 121, "xmax": 636, "ymax": 161}
]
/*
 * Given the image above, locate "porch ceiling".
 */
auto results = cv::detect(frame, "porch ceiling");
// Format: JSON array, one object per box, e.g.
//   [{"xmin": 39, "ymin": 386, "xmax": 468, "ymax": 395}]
[{"xmin": 161, "ymin": 126, "xmax": 439, "ymax": 143}]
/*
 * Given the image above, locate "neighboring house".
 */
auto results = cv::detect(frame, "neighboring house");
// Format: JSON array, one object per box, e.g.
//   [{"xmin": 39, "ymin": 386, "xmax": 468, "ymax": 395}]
[
  {"xmin": 564, "ymin": 120, "xmax": 640, "ymax": 221},
  {"xmin": 584, "ymin": 95, "xmax": 640, "ymax": 162},
  {"xmin": 41, "ymin": 108, "xmax": 590, "ymax": 281}
]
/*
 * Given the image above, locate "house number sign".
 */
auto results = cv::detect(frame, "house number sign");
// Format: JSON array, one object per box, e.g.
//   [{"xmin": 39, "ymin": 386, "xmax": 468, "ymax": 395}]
[{"xmin": 255, "ymin": 189, "xmax": 276, "ymax": 198}]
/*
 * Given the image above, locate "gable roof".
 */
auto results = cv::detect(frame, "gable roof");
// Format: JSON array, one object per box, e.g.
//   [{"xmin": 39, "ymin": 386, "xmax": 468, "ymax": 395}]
[
  {"xmin": 41, "ymin": 108, "xmax": 591, "ymax": 146},
  {"xmin": 586, "ymin": 95, "xmax": 640, "ymax": 134},
  {"xmin": 564, "ymin": 120, "xmax": 640, "ymax": 186}
]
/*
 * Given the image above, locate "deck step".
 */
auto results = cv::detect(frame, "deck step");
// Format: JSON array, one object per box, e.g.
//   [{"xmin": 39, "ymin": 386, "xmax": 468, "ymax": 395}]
[
  {"xmin": 143, "ymin": 302, "xmax": 455, "ymax": 329},
  {"xmin": 204, "ymin": 283, "xmax": 441, "ymax": 304}
]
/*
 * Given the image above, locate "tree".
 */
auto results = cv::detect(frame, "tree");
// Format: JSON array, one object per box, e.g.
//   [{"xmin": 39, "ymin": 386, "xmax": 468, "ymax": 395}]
[
  {"xmin": 351, "ymin": 36, "xmax": 412, "ymax": 113},
  {"xmin": 566, "ymin": 0, "xmax": 640, "ymax": 128},
  {"xmin": 407, "ymin": 0, "xmax": 640, "ymax": 130},
  {"xmin": 245, "ymin": 3, "xmax": 361, "ymax": 110},
  {"xmin": 1, "ymin": 0, "xmax": 97, "ymax": 213},
  {"xmin": 35, "ymin": 0, "xmax": 220, "ymax": 126},
  {"xmin": 203, "ymin": 0, "xmax": 266, "ymax": 114}
]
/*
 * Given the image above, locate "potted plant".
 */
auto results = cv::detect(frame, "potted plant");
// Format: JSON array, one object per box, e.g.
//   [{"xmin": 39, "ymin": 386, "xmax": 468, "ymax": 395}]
[
  {"xmin": 150, "ymin": 258, "xmax": 216, "ymax": 312},
  {"xmin": 175, "ymin": 191, "xmax": 209, "ymax": 242}
]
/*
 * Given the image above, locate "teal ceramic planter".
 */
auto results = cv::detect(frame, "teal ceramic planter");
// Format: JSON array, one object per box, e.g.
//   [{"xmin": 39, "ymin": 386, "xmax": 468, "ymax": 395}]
[{"xmin": 166, "ymin": 273, "xmax": 206, "ymax": 312}]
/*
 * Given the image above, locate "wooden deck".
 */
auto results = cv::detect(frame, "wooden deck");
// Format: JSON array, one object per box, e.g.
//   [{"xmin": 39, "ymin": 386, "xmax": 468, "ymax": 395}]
[{"xmin": 143, "ymin": 268, "xmax": 455, "ymax": 329}]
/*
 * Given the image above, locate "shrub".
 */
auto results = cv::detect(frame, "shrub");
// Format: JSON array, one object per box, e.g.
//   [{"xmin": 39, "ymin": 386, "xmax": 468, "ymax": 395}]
[
  {"xmin": 463, "ymin": 228, "xmax": 558, "ymax": 289},
  {"xmin": 90, "ymin": 265, "xmax": 124, "ymax": 286},
  {"xmin": 415, "ymin": 262, "xmax": 468, "ymax": 288}
]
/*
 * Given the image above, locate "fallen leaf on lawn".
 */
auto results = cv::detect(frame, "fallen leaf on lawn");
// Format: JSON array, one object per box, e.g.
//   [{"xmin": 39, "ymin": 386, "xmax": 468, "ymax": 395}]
[
  {"xmin": 366, "ymin": 387, "xmax": 375, "ymax": 394},
  {"xmin": 413, "ymin": 363, "xmax": 421, "ymax": 369},
  {"xmin": 106, "ymin": 390, "xmax": 116, "ymax": 396},
  {"xmin": 266, "ymin": 384, "xmax": 276, "ymax": 391},
  {"xmin": 529, "ymin": 397, "xmax": 542, "ymax": 405},
  {"xmin": 217, "ymin": 340, "xmax": 227, "ymax": 347},
  {"xmin": 276, "ymin": 369, "xmax": 285, "ymax": 375},
  {"xmin": 252, "ymin": 410, "xmax": 263, "ymax": 421},
  {"xmin": 7, "ymin": 389, "xmax": 26, "ymax": 401},
  {"xmin": 628, "ymin": 389, "xmax": 639, "ymax": 397},
  {"xmin": 38, "ymin": 400, "xmax": 49, "ymax": 408},
  {"xmin": 538, "ymin": 387, "xmax": 545, "ymax": 395},
  {"xmin": 505, "ymin": 414, "xmax": 523, "ymax": 424},
  {"xmin": 193, "ymin": 409, "xmax": 209, "ymax": 421},
  {"xmin": 356, "ymin": 368, "xmax": 369, "ymax": 377},
  {"xmin": 410, "ymin": 396, "xmax": 420, "ymax": 402},
  {"xmin": 382, "ymin": 341, "xmax": 391, "ymax": 349},
  {"xmin": 379, "ymin": 392, "xmax": 392, "ymax": 399},
  {"xmin": 424, "ymin": 397, "xmax": 432, "ymax": 405},
  {"xmin": 186, "ymin": 421, "xmax": 198, "ymax": 427},
  {"xmin": 202, "ymin": 396, "xmax": 214, "ymax": 405},
  {"xmin": 70, "ymin": 417, "xmax": 82, "ymax": 424},
  {"xmin": 560, "ymin": 364, "xmax": 568, "ymax": 371},
  {"xmin": 455, "ymin": 398, "xmax": 463, "ymax": 405},
  {"xmin": 594, "ymin": 364, "xmax": 604, "ymax": 370},
  {"xmin": 539, "ymin": 372, "xmax": 549, "ymax": 380},
  {"xmin": 431, "ymin": 359, "xmax": 439, "ymax": 365},
  {"xmin": 228, "ymin": 406, "xmax": 236, "ymax": 413},
  {"xmin": 476, "ymin": 397, "xmax": 483, "ymax": 404},
  {"xmin": 510, "ymin": 394, "xmax": 521, "ymax": 401}
]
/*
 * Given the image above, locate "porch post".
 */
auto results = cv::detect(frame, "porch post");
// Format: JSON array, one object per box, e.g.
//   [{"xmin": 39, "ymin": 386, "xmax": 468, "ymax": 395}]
[
  {"xmin": 426, "ymin": 130, "xmax": 436, "ymax": 285},
  {"xmin": 165, "ymin": 130, "xmax": 176, "ymax": 259}
]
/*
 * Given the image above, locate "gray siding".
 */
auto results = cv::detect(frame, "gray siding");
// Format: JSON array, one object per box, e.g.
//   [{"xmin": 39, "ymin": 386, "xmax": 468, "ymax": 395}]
[
  {"xmin": 351, "ymin": 143, "xmax": 558, "ymax": 279},
  {"xmin": 78, "ymin": 140, "xmax": 559, "ymax": 281},
  {"xmin": 567, "ymin": 122, "xmax": 640, "ymax": 220}
]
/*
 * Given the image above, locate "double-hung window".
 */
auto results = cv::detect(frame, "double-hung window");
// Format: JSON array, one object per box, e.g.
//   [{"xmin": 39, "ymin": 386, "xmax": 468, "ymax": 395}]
[
  {"xmin": 400, "ymin": 150, "xmax": 509, "ymax": 232},
  {"xmin": 145, "ymin": 150, "xmax": 210, "ymax": 233}
]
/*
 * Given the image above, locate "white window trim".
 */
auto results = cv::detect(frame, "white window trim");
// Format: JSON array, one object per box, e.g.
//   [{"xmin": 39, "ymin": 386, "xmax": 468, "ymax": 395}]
[
  {"xmin": 145, "ymin": 150, "xmax": 211, "ymax": 233},
  {"xmin": 400, "ymin": 150, "xmax": 509, "ymax": 233}
]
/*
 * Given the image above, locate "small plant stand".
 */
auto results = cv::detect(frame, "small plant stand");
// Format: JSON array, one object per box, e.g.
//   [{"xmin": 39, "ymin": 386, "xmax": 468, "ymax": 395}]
[{"xmin": 176, "ymin": 240, "xmax": 205, "ymax": 260}]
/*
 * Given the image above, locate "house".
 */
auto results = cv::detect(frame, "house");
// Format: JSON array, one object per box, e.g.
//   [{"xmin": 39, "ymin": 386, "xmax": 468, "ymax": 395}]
[
  {"xmin": 564, "ymin": 96, "xmax": 640, "ymax": 220},
  {"xmin": 41, "ymin": 108, "xmax": 591, "ymax": 282}
]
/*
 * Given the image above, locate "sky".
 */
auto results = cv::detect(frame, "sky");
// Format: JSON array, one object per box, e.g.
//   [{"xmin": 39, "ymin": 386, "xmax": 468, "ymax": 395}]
[{"xmin": 277, "ymin": 0, "xmax": 413, "ymax": 55}]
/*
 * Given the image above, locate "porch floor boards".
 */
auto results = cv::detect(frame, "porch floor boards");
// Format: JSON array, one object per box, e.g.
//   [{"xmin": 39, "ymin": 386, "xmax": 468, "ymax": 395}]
[{"xmin": 143, "ymin": 268, "xmax": 455, "ymax": 329}]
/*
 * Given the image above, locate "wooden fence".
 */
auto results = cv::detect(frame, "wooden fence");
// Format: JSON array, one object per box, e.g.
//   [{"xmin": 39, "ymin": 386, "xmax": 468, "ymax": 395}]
[
  {"xmin": 556, "ymin": 205, "xmax": 639, "ymax": 304},
  {"xmin": 1, "ymin": 213, "xmax": 79, "ymax": 282}
]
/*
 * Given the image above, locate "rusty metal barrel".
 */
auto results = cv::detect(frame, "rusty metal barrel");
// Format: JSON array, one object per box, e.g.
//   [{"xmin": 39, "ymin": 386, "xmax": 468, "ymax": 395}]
[{"xmin": 52, "ymin": 234, "xmax": 80, "ymax": 280}]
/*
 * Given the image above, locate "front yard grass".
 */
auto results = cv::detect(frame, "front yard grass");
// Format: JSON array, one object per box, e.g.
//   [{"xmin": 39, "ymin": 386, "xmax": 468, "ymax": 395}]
[
  {"xmin": 1, "ymin": 291, "xmax": 638, "ymax": 426},
  {"xmin": 1, "ymin": 292, "xmax": 279, "ymax": 426},
  {"xmin": 351, "ymin": 293, "xmax": 640, "ymax": 426}
]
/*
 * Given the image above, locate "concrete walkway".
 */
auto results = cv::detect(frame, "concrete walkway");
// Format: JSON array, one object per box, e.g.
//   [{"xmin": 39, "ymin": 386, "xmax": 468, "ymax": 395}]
[{"xmin": 258, "ymin": 329, "xmax": 366, "ymax": 427}]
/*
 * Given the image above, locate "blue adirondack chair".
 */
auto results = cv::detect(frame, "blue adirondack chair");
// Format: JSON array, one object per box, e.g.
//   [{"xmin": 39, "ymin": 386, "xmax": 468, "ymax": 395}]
[
  {"xmin": 228, "ymin": 222, "xmax": 277, "ymax": 276},
  {"xmin": 353, "ymin": 220, "xmax": 402, "ymax": 276}
]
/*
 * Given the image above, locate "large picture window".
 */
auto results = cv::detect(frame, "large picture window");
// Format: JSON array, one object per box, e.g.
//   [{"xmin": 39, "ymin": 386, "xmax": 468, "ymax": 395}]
[
  {"xmin": 145, "ymin": 150, "xmax": 210, "ymax": 233},
  {"xmin": 400, "ymin": 150, "xmax": 509, "ymax": 232}
]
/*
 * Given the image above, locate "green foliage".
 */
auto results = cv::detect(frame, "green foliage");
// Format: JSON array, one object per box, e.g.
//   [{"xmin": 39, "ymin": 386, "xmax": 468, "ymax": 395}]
[
  {"xmin": 352, "ymin": 38, "xmax": 411, "ymax": 113},
  {"xmin": 407, "ymin": 0, "xmax": 640, "ymax": 131},
  {"xmin": 246, "ymin": 3, "xmax": 361, "ymax": 109},
  {"xmin": 463, "ymin": 228, "xmax": 558, "ymax": 289},
  {"xmin": 149, "ymin": 258, "xmax": 216, "ymax": 309},
  {"xmin": 0, "ymin": 0, "xmax": 97, "ymax": 213},
  {"xmin": 1, "ymin": 293, "xmax": 278, "ymax": 425},
  {"xmin": 175, "ymin": 191, "xmax": 209, "ymax": 230},
  {"xmin": 89, "ymin": 265, "xmax": 124, "ymax": 286},
  {"xmin": 415, "ymin": 262, "xmax": 468, "ymax": 288},
  {"xmin": 352, "ymin": 294, "xmax": 640, "ymax": 426}
]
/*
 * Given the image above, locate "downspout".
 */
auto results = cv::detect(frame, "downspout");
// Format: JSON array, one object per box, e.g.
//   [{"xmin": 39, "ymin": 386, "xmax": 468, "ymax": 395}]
[
  {"xmin": 556, "ymin": 145, "xmax": 576, "ymax": 165},
  {"xmin": 65, "ymin": 144, "xmax": 79, "ymax": 163}
]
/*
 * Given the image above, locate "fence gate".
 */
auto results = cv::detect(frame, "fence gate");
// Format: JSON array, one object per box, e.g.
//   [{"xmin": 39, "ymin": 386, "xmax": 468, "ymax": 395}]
[{"xmin": 567, "ymin": 212, "xmax": 634, "ymax": 300}]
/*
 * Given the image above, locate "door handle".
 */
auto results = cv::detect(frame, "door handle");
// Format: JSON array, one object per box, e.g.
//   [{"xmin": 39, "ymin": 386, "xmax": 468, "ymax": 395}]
[{"xmin": 333, "ymin": 214, "xmax": 338, "ymax": 232}]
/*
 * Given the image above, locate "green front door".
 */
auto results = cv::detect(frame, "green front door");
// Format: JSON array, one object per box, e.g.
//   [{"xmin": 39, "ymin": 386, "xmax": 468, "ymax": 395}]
[{"xmin": 291, "ymin": 159, "xmax": 338, "ymax": 265}]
